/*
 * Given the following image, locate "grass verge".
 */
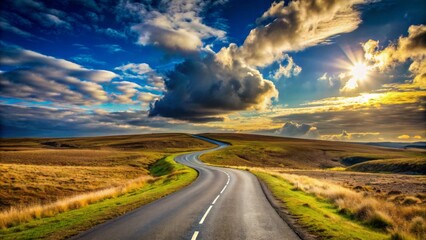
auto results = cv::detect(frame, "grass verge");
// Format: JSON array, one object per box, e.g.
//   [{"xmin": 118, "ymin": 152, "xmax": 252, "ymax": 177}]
[
  {"xmin": 254, "ymin": 171, "xmax": 389, "ymax": 240},
  {"xmin": 254, "ymin": 170, "xmax": 425, "ymax": 240},
  {"xmin": 0, "ymin": 154, "xmax": 197, "ymax": 240}
]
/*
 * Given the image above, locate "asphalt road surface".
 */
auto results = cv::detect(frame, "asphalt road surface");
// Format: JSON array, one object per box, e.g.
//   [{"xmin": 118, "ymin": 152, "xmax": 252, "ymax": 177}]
[{"xmin": 74, "ymin": 136, "xmax": 300, "ymax": 240}]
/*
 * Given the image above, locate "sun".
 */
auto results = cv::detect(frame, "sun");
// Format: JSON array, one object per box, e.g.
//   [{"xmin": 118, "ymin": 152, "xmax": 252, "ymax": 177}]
[{"xmin": 350, "ymin": 62, "xmax": 369, "ymax": 80}]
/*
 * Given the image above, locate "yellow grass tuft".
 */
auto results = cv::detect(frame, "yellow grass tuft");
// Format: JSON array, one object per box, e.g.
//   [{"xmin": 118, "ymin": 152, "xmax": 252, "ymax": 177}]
[{"xmin": 0, "ymin": 175, "xmax": 152, "ymax": 229}]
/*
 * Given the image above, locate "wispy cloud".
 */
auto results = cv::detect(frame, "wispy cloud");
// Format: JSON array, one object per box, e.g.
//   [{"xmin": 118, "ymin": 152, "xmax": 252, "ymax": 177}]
[
  {"xmin": 96, "ymin": 44, "xmax": 125, "ymax": 53},
  {"xmin": 114, "ymin": 63, "xmax": 165, "ymax": 91},
  {"xmin": 71, "ymin": 54, "xmax": 106, "ymax": 66},
  {"xmin": 0, "ymin": 43, "xmax": 117, "ymax": 105}
]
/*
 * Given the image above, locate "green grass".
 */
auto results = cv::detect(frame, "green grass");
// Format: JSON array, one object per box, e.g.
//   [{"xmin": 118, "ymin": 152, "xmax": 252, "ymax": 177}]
[
  {"xmin": 253, "ymin": 171, "xmax": 389, "ymax": 240},
  {"xmin": 0, "ymin": 154, "xmax": 197, "ymax": 240}
]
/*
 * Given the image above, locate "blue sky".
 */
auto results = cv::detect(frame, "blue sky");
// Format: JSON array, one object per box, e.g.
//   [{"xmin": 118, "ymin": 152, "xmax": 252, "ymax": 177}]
[{"xmin": 0, "ymin": 0, "xmax": 425, "ymax": 141}]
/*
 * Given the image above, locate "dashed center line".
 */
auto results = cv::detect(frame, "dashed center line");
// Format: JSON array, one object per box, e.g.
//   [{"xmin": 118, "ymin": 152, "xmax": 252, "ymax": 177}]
[
  {"xmin": 220, "ymin": 185, "xmax": 228, "ymax": 194},
  {"xmin": 191, "ymin": 231, "xmax": 199, "ymax": 240},
  {"xmin": 212, "ymin": 194, "xmax": 220, "ymax": 205},
  {"xmin": 192, "ymin": 171, "xmax": 231, "ymax": 239},
  {"xmin": 199, "ymin": 205, "xmax": 213, "ymax": 224}
]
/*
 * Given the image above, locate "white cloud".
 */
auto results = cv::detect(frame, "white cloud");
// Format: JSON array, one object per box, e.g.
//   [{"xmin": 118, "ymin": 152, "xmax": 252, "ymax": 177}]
[
  {"xmin": 318, "ymin": 72, "xmax": 335, "ymax": 87},
  {"xmin": 115, "ymin": 63, "xmax": 153, "ymax": 75},
  {"xmin": 276, "ymin": 121, "xmax": 319, "ymax": 139},
  {"xmin": 219, "ymin": 0, "xmax": 366, "ymax": 67},
  {"xmin": 129, "ymin": 0, "xmax": 226, "ymax": 54},
  {"xmin": 272, "ymin": 54, "xmax": 302, "ymax": 79},
  {"xmin": 362, "ymin": 24, "xmax": 426, "ymax": 89},
  {"xmin": 114, "ymin": 62, "xmax": 165, "ymax": 91},
  {"xmin": 111, "ymin": 81, "xmax": 142, "ymax": 104},
  {"xmin": 321, "ymin": 130, "xmax": 380, "ymax": 141},
  {"xmin": 0, "ymin": 44, "xmax": 117, "ymax": 105}
]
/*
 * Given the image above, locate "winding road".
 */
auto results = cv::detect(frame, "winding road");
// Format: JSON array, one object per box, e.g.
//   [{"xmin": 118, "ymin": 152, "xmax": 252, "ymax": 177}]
[{"xmin": 74, "ymin": 136, "xmax": 300, "ymax": 240}]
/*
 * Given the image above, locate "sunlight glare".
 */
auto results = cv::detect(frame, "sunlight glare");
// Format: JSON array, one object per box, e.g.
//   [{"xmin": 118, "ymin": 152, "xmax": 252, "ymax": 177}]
[{"xmin": 350, "ymin": 62, "xmax": 369, "ymax": 80}]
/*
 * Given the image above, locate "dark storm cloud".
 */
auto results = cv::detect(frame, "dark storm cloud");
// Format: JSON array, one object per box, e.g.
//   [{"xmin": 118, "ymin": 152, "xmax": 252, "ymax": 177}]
[{"xmin": 149, "ymin": 54, "xmax": 278, "ymax": 122}]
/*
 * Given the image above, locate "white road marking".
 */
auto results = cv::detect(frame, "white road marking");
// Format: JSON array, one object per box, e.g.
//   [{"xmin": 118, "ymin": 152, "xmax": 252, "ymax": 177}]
[
  {"xmin": 212, "ymin": 194, "xmax": 220, "ymax": 205},
  {"xmin": 191, "ymin": 231, "xmax": 199, "ymax": 240},
  {"xmin": 199, "ymin": 205, "xmax": 213, "ymax": 224},
  {"xmin": 220, "ymin": 185, "xmax": 227, "ymax": 194}
]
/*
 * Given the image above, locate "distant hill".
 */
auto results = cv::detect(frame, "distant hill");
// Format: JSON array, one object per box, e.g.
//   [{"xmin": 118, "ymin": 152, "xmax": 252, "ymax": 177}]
[
  {"xmin": 364, "ymin": 142, "xmax": 426, "ymax": 150},
  {"xmin": 199, "ymin": 133, "xmax": 424, "ymax": 171}
]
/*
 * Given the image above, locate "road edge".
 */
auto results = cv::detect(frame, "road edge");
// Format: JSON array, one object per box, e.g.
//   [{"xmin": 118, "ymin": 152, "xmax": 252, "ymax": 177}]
[{"xmin": 257, "ymin": 177, "xmax": 316, "ymax": 240}]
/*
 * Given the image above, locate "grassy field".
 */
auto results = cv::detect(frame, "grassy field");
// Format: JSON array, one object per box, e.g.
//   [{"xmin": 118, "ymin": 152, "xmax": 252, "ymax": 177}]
[
  {"xmin": 200, "ymin": 133, "xmax": 426, "ymax": 240},
  {"xmin": 0, "ymin": 154, "xmax": 198, "ymax": 239},
  {"xmin": 0, "ymin": 133, "xmax": 214, "ymax": 210},
  {"xmin": 200, "ymin": 133, "xmax": 425, "ymax": 172}
]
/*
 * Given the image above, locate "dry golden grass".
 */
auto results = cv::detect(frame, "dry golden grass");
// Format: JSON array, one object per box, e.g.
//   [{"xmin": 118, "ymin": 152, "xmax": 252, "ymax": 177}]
[
  {"xmin": 0, "ymin": 133, "xmax": 215, "ymax": 211},
  {"xmin": 254, "ymin": 168, "xmax": 426, "ymax": 240},
  {"xmin": 0, "ymin": 163, "xmax": 147, "ymax": 209},
  {"xmin": 0, "ymin": 133, "xmax": 215, "ymax": 151},
  {"xmin": 0, "ymin": 174, "xmax": 152, "ymax": 229},
  {"xmin": 276, "ymin": 169, "xmax": 426, "ymax": 205},
  {"xmin": 0, "ymin": 149, "xmax": 152, "ymax": 166}
]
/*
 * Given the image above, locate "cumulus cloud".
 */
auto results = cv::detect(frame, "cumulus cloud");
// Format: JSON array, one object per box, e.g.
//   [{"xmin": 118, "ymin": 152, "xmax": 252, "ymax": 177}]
[
  {"xmin": 149, "ymin": 54, "xmax": 278, "ymax": 122},
  {"xmin": 149, "ymin": 0, "xmax": 369, "ymax": 122},
  {"xmin": 276, "ymin": 121, "xmax": 319, "ymax": 139},
  {"xmin": 220, "ymin": 0, "xmax": 365, "ymax": 67},
  {"xmin": 0, "ymin": 44, "xmax": 117, "ymax": 105},
  {"xmin": 362, "ymin": 24, "xmax": 426, "ymax": 88},
  {"xmin": 128, "ymin": 0, "xmax": 226, "ymax": 54},
  {"xmin": 271, "ymin": 55, "xmax": 302, "ymax": 80}
]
